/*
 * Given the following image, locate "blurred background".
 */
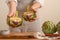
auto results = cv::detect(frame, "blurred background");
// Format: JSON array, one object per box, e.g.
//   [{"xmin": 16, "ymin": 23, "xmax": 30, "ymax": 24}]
[{"xmin": 0, "ymin": 0, "xmax": 60, "ymax": 30}]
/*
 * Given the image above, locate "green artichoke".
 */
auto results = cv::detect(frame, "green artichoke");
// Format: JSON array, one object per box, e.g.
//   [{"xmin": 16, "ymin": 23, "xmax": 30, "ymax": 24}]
[
  {"xmin": 22, "ymin": 11, "xmax": 36, "ymax": 21},
  {"xmin": 7, "ymin": 11, "xmax": 23, "ymax": 28},
  {"xmin": 22, "ymin": 5, "xmax": 36, "ymax": 21},
  {"xmin": 42, "ymin": 21, "xmax": 56, "ymax": 34},
  {"xmin": 7, "ymin": 17, "xmax": 23, "ymax": 28},
  {"xmin": 56, "ymin": 22, "xmax": 60, "ymax": 33}
]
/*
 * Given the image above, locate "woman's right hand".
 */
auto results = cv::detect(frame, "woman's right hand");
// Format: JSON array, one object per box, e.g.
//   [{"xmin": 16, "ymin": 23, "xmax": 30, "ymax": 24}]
[{"xmin": 7, "ymin": 12, "xmax": 15, "ymax": 18}]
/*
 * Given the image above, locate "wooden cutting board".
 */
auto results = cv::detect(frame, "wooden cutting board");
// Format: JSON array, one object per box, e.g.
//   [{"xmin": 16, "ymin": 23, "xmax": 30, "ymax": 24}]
[
  {"xmin": 0, "ymin": 32, "xmax": 60, "ymax": 40},
  {"xmin": 0, "ymin": 32, "xmax": 36, "ymax": 39}
]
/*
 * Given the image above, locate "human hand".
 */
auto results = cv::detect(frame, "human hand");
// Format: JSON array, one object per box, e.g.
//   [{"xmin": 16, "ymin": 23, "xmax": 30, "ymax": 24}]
[
  {"xmin": 7, "ymin": 12, "xmax": 15, "ymax": 18},
  {"xmin": 29, "ymin": 7, "xmax": 37, "ymax": 22},
  {"xmin": 30, "ymin": 6, "xmax": 37, "ymax": 12},
  {"xmin": 31, "ymin": 2, "xmax": 41, "ymax": 11}
]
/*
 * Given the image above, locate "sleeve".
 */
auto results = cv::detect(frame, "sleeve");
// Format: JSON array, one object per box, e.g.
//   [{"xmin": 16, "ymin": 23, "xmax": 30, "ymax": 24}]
[
  {"xmin": 6, "ymin": 0, "xmax": 17, "ymax": 4},
  {"xmin": 6, "ymin": 0, "xmax": 17, "ymax": 6},
  {"xmin": 34, "ymin": 0, "xmax": 44, "ymax": 6}
]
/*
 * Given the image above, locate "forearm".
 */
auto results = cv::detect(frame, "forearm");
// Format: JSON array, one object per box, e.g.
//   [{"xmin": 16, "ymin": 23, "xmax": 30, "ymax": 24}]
[{"xmin": 8, "ymin": 1, "xmax": 16, "ymax": 13}]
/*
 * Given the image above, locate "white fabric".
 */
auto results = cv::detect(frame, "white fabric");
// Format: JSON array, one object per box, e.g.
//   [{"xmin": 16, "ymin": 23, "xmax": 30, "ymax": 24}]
[
  {"xmin": 6, "ymin": 0, "xmax": 17, "ymax": 3},
  {"xmin": 35, "ymin": 0, "xmax": 44, "ymax": 6},
  {"xmin": 6, "ymin": 0, "xmax": 17, "ymax": 6},
  {"xmin": 7, "ymin": 0, "xmax": 44, "ymax": 6}
]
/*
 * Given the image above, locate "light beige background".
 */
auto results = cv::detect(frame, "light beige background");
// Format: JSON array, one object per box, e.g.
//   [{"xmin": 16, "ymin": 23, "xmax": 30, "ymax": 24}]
[
  {"xmin": 0, "ymin": 0, "xmax": 60, "ymax": 30},
  {"xmin": 0, "ymin": 0, "xmax": 9, "ymax": 30}
]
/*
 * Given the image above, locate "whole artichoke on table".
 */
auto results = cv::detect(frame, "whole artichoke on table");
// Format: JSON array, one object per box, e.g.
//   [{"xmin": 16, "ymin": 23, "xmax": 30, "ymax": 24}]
[
  {"xmin": 7, "ymin": 11, "xmax": 23, "ymax": 28},
  {"xmin": 42, "ymin": 21, "xmax": 57, "ymax": 34},
  {"xmin": 22, "ymin": 5, "xmax": 36, "ymax": 22},
  {"xmin": 56, "ymin": 22, "xmax": 60, "ymax": 33}
]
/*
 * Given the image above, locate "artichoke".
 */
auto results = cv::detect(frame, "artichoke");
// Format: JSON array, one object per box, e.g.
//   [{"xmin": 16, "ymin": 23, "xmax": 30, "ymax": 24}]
[
  {"xmin": 42, "ymin": 21, "xmax": 56, "ymax": 34},
  {"xmin": 56, "ymin": 22, "xmax": 60, "ymax": 33},
  {"xmin": 22, "ymin": 5, "xmax": 36, "ymax": 21},
  {"xmin": 7, "ymin": 11, "xmax": 23, "ymax": 28}
]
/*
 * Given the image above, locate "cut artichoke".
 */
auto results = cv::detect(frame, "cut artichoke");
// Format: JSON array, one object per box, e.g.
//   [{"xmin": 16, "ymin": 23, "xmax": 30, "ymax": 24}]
[
  {"xmin": 7, "ymin": 11, "xmax": 23, "ymax": 28},
  {"xmin": 22, "ymin": 5, "xmax": 36, "ymax": 21}
]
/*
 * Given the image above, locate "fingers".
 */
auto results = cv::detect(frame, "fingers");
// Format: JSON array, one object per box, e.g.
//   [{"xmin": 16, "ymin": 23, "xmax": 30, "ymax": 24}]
[
  {"xmin": 30, "ymin": 7, "xmax": 37, "ymax": 12},
  {"xmin": 7, "ymin": 13, "xmax": 15, "ymax": 18}
]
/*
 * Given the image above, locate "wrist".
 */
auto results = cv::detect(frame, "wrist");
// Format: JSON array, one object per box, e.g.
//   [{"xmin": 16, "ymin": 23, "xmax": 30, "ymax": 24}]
[
  {"xmin": 9, "ymin": 10, "xmax": 16, "ymax": 14},
  {"xmin": 32, "ymin": 2, "xmax": 41, "ymax": 10},
  {"xmin": 31, "ymin": 6, "xmax": 37, "ymax": 11}
]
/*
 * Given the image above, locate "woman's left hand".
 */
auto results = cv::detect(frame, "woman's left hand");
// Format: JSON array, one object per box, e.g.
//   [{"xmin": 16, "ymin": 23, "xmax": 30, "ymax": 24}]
[
  {"xmin": 31, "ymin": 2, "xmax": 41, "ymax": 11},
  {"xmin": 29, "ymin": 7, "xmax": 37, "ymax": 22}
]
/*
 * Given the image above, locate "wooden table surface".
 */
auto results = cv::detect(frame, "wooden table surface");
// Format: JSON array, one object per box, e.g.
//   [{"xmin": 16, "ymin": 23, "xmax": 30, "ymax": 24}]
[
  {"xmin": 0, "ymin": 32, "xmax": 34, "ymax": 36},
  {"xmin": 0, "ymin": 32, "xmax": 60, "ymax": 40},
  {"xmin": 0, "ymin": 32, "xmax": 40, "ymax": 40},
  {"xmin": 0, "ymin": 32, "xmax": 35, "ymax": 38}
]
